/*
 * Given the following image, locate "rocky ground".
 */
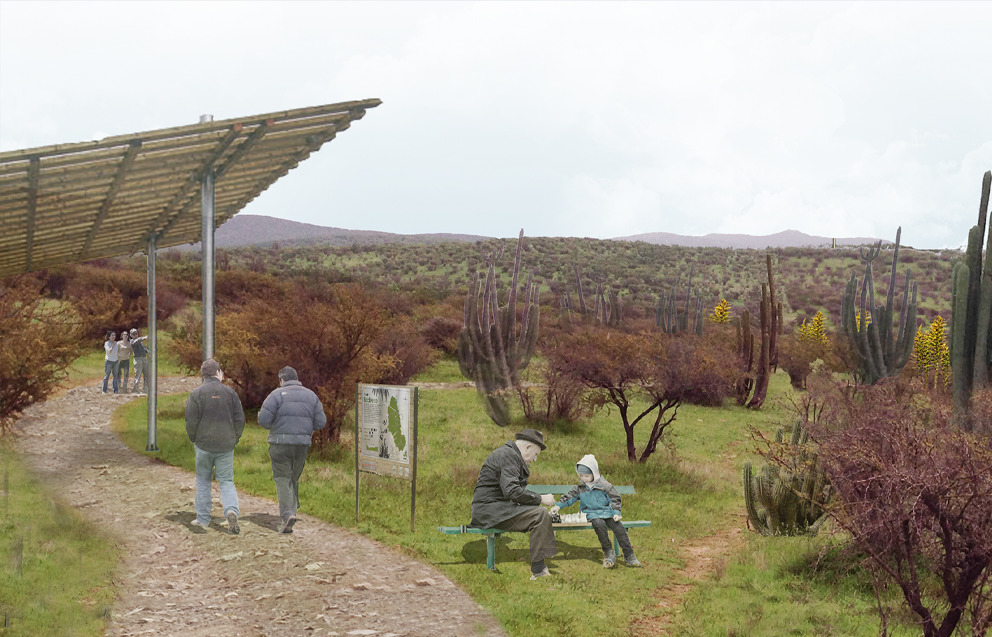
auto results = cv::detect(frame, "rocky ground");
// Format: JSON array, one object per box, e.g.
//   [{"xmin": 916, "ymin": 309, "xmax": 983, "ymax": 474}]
[{"xmin": 12, "ymin": 378, "xmax": 506, "ymax": 637}]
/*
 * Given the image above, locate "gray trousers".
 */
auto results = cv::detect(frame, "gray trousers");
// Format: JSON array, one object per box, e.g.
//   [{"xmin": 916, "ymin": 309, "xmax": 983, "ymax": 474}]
[
  {"xmin": 269, "ymin": 443, "xmax": 309, "ymax": 522},
  {"xmin": 132, "ymin": 357, "xmax": 147, "ymax": 392},
  {"xmin": 494, "ymin": 506, "xmax": 557, "ymax": 565}
]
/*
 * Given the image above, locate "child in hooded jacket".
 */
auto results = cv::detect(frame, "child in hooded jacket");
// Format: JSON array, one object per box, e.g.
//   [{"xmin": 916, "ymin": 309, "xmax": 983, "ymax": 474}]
[{"xmin": 550, "ymin": 454, "xmax": 642, "ymax": 568}]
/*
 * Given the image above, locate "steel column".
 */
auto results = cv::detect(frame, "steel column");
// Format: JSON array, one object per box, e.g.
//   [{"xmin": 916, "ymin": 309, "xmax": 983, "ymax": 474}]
[
  {"xmin": 199, "ymin": 114, "xmax": 215, "ymax": 360},
  {"xmin": 145, "ymin": 233, "xmax": 160, "ymax": 452}
]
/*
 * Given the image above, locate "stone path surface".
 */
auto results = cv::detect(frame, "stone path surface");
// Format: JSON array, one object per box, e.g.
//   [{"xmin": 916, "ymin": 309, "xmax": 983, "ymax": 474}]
[{"xmin": 12, "ymin": 378, "xmax": 506, "ymax": 637}]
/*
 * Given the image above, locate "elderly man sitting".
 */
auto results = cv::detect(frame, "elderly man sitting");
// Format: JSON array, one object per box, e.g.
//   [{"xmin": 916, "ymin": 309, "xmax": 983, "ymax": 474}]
[{"xmin": 470, "ymin": 428, "xmax": 557, "ymax": 579}]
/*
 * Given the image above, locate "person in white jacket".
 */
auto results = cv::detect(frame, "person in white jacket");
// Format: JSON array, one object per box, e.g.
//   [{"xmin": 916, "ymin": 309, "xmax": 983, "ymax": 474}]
[{"xmin": 551, "ymin": 454, "xmax": 642, "ymax": 568}]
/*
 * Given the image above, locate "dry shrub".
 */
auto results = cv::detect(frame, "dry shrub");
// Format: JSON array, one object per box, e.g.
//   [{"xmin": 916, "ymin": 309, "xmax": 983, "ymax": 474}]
[
  {"xmin": 517, "ymin": 359, "xmax": 592, "ymax": 425},
  {"xmin": 808, "ymin": 378, "xmax": 992, "ymax": 637},
  {"xmin": 0, "ymin": 277, "xmax": 92, "ymax": 432},
  {"xmin": 420, "ymin": 316, "xmax": 462, "ymax": 355}
]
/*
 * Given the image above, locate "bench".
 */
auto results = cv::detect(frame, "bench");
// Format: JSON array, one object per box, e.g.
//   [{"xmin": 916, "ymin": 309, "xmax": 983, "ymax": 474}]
[{"xmin": 438, "ymin": 485, "xmax": 651, "ymax": 570}]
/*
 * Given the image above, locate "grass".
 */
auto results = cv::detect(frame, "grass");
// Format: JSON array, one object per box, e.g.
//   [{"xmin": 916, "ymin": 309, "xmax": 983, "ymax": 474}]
[
  {"xmin": 0, "ymin": 440, "xmax": 118, "ymax": 636},
  {"xmin": 109, "ymin": 363, "xmax": 924, "ymax": 637}
]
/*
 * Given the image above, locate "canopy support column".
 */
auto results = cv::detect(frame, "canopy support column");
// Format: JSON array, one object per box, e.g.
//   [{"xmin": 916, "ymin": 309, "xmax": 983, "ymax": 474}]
[
  {"xmin": 145, "ymin": 233, "xmax": 160, "ymax": 452},
  {"xmin": 200, "ymin": 114, "xmax": 216, "ymax": 360}
]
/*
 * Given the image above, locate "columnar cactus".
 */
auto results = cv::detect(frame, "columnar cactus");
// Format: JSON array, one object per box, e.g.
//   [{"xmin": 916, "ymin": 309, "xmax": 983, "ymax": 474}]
[
  {"xmin": 743, "ymin": 421, "xmax": 831, "ymax": 537},
  {"xmin": 562, "ymin": 266, "xmax": 622, "ymax": 327},
  {"xmin": 743, "ymin": 255, "xmax": 781, "ymax": 409},
  {"xmin": 734, "ymin": 308, "xmax": 756, "ymax": 405},
  {"xmin": 457, "ymin": 229, "xmax": 540, "ymax": 426},
  {"xmin": 840, "ymin": 227, "xmax": 918, "ymax": 385},
  {"xmin": 656, "ymin": 263, "xmax": 703, "ymax": 336},
  {"xmin": 950, "ymin": 171, "xmax": 992, "ymax": 431}
]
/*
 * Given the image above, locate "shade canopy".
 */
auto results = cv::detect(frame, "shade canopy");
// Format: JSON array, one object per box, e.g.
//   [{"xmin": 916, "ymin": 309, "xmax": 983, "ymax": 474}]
[{"xmin": 0, "ymin": 98, "xmax": 381, "ymax": 278}]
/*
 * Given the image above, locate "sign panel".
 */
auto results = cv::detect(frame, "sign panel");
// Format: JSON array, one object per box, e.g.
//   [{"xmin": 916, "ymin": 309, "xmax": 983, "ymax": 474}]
[{"xmin": 357, "ymin": 384, "xmax": 414, "ymax": 480}]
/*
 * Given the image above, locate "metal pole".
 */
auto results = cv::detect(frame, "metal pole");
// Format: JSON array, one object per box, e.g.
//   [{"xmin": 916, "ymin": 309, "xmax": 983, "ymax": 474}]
[
  {"xmin": 200, "ymin": 113, "xmax": 215, "ymax": 360},
  {"xmin": 145, "ymin": 234, "xmax": 160, "ymax": 451},
  {"xmin": 411, "ymin": 387, "xmax": 418, "ymax": 533},
  {"xmin": 355, "ymin": 383, "xmax": 361, "ymax": 524}
]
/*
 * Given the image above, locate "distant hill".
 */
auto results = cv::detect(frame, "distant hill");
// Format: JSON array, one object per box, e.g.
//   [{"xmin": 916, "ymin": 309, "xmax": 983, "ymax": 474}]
[
  {"xmin": 182, "ymin": 214, "xmax": 488, "ymax": 250},
  {"xmin": 183, "ymin": 214, "xmax": 887, "ymax": 251},
  {"xmin": 613, "ymin": 229, "xmax": 887, "ymax": 249}
]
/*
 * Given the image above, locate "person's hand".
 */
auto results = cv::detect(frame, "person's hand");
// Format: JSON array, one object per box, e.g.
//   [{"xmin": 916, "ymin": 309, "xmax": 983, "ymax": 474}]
[
  {"xmin": 549, "ymin": 505, "xmax": 560, "ymax": 515},
  {"xmin": 612, "ymin": 514, "xmax": 620, "ymax": 522},
  {"xmin": 540, "ymin": 494, "xmax": 555, "ymax": 507}
]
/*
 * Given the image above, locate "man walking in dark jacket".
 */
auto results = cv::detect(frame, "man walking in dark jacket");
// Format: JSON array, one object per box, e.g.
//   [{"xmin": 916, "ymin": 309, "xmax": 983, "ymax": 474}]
[
  {"xmin": 257, "ymin": 366, "xmax": 327, "ymax": 533},
  {"xmin": 470, "ymin": 429, "xmax": 557, "ymax": 579},
  {"xmin": 184, "ymin": 359, "xmax": 245, "ymax": 534}
]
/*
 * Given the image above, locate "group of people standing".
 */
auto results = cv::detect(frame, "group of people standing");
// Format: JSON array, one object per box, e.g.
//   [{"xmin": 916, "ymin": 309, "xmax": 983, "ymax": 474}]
[{"xmin": 102, "ymin": 328, "xmax": 149, "ymax": 394}]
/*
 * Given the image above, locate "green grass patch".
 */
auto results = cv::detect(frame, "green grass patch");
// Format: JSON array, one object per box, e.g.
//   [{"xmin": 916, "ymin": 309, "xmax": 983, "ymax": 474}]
[
  {"xmin": 0, "ymin": 440, "xmax": 118, "ymax": 636},
  {"xmin": 112, "ymin": 367, "xmax": 915, "ymax": 636}
]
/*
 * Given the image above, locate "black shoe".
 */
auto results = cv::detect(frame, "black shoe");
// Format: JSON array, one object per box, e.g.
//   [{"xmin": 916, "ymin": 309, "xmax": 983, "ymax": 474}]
[
  {"xmin": 226, "ymin": 511, "xmax": 240, "ymax": 535},
  {"xmin": 279, "ymin": 516, "xmax": 296, "ymax": 534}
]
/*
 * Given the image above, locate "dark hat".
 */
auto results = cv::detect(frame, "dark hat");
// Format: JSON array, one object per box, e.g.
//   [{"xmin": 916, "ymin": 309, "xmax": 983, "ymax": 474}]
[
  {"xmin": 278, "ymin": 366, "xmax": 298, "ymax": 381},
  {"xmin": 200, "ymin": 358, "xmax": 221, "ymax": 378},
  {"xmin": 515, "ymin": 428, "xmax": 546, "ymax": 450}
]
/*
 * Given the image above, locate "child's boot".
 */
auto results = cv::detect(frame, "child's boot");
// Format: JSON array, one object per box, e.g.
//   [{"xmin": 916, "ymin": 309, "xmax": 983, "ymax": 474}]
[
  {"xmin": 603, "ymin": 550, "xmax": 616, "ymax": 568},
  {"xmin": 625, "ymin": 553, "xmax": 642, "ymax": 568}
]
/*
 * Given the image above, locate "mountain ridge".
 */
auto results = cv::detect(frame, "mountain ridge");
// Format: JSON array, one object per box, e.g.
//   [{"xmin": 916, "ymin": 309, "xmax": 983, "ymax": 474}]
[{"xmin": 194, "ymin": 214, "xmax": 888, "ymax": 250}]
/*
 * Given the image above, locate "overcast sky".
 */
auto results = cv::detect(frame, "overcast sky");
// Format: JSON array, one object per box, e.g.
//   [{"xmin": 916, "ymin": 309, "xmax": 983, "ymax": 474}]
[{"xmin": 2, "ymin": 1, "xmax": 990, "ymax": 249}]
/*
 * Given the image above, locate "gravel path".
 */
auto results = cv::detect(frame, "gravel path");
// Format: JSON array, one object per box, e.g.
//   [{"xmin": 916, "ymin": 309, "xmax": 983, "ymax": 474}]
[{"xmin": 12, "ymin": 378, "xmax": 506, "ymax": 637}]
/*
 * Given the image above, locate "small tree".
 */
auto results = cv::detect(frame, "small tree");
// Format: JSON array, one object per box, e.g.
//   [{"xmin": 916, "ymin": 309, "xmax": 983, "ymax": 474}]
[
  {"xmin": 808, "ymin": 379, "xmax": 992, "ymax": 637},
  {"xmin": 548, "ymin": 326, "xmax": 735, "ymax": 462}
]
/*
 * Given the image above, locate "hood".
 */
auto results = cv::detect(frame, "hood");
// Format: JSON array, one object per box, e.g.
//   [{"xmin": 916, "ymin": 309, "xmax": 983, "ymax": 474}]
[{"xmin": 575, "ymin": 454, "xmax": 601, "ymax": 483}]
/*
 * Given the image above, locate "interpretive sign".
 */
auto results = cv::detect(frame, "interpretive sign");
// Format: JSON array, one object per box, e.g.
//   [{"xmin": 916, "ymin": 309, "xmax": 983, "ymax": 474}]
[{"xmin": 354, "ymin": 383, "xmax": 419, "ymax": 531}]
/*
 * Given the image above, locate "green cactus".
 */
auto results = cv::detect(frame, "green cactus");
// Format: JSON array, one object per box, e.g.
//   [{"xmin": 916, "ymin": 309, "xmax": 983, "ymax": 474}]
[
  {"xmin": 743, "ymin": 421, "xmax": 830, "ymax": 537},
  {"xmin": 950, "ymin": 170, "xmax": 992, "ymax": 431},
  {"xmin": 840, "ymin": 227, "xmax": 918, "ymax": 385},
  {"xmin": 562, "ymin": 266, "xmax": 622, "ymax": 327},
  {"xmin": 457, "ymin": 229, "xmax": 540, "ymax": 426},
  {"xmin": 734, "ymin": 308, "xmax": 756, "ymax": 405},
  {"xmin": 656, "ymin": 263, "xmax": 703, "ymax": 336}
]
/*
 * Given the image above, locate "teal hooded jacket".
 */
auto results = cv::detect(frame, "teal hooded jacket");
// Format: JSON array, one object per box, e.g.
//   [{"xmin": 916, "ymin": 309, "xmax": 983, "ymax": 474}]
[{"xmin": 555, "ymin": 454, "xmax": 623, "ymax": 520}]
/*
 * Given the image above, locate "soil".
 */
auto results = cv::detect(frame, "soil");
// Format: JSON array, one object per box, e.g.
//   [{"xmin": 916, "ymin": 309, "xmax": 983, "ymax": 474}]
[{"xmin": 11, "ymin": 377, "xmax": 507, "ymax": 637}]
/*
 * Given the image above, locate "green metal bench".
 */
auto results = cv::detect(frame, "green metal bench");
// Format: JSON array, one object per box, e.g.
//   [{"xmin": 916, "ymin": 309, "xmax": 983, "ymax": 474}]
[{"xmin": 438, "ymin": 485, "xmax": 651, "ymax": 570}]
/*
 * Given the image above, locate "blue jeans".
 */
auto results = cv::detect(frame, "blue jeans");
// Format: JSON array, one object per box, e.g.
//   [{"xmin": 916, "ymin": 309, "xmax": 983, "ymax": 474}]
[
  {"xmin": 194, "ymin": 446, "xmax": 239, "ymax": 525},
  {"xmin": 102, "ymin": 360, "xmax": 120, "ymax": 393}
]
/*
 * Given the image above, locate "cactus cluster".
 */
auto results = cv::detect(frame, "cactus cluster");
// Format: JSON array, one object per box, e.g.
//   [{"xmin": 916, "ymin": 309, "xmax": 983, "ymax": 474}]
[
  {"xmin": 656, "ymin": 263, "xmax": 703, "ymax": 336},
  {"xmin": 841, "ymin": 227, "xmax": 918, "ymax": 385},
  {"xmin": 736, "ymin": 255, "xmax": 782, "ymax": 408},
  {"xmin": 950, "ymin": 171, "xmax": 992, "ymax": 430},
  {"xmin": 561, "ymin": 265, "xmax": 621, "ymax": 327},
  {"xmin": 743, "ymin": 421, "xmax": 831, "ymax": 537},
  {"xmin": 457, "ymin": 229, "xmax": 540, "ymax": 426}
]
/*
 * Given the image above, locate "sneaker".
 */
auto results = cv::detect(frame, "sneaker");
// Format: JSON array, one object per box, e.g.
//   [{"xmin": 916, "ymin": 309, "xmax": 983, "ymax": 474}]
[
  {"xmin": 226, "ymin": 511, "xmax": 240, "ymax": 535},
  {"xmin": 190, "ymin": 519, "xmax": 208, "ymax": 534},
  {"xmin": 278, "ymin": 516, "xmax": 296, "ymax": 534},
  {"xmin": 603, "ymin": 551, "xmax": 617, "ymax": 569},
  {"xmin": 529, "ymin": 567, "xmax": 551, "ymax": 580},
  {"xmin": 625, "ymin": 556, "xmax": 642, "ymax": 568}
]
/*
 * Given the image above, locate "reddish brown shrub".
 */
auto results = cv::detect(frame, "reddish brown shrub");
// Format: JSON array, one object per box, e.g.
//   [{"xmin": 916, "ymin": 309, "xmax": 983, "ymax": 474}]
[
  {"xmin": 420, "ymin": 316, "xmax": 462, "ymax": 355},
  {"xmin": 808, "ymin": 379, "xmax": 992, "ymax": 637}
]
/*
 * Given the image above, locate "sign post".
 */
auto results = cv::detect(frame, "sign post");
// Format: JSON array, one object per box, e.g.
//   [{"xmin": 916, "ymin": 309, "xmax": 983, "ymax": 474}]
[{"xmin": 355, "ymin": 383, "xmax": 419, "ymax": 532}]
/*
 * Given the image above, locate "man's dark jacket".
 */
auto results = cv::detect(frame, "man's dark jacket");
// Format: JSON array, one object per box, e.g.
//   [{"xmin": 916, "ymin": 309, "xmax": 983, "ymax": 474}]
[
  {"xmin": 257, "ymin": 380, "xmax": 327, "ymax": 446},
  {"xmin": 184, "ymin": 376, "xmax": 245, "ymax": 453},
  {"xmin": 470, "ymin": 441, "xmax": 542, "ymax": 528}
]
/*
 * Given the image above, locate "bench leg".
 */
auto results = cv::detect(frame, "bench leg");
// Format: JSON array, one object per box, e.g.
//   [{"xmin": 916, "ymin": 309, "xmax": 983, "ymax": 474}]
[{"xmin": 485, "ymin": 533, "xmax": 500, "ymax": 571}]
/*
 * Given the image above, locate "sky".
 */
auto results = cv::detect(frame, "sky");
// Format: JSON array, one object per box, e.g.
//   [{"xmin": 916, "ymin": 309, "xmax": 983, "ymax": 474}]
[{"xmin": 1, "ymin": 1, "xmax": 990, "ymax": 250}]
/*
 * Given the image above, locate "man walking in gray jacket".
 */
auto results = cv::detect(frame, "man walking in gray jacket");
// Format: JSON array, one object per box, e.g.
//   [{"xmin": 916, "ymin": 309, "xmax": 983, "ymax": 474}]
[
  {"xmin": 184, "ymin": 359, "xmax": 245, "ymax": 534},
  {"xmin": 258, "ymin": 366, "xmax": 327, "ymax": 533}
]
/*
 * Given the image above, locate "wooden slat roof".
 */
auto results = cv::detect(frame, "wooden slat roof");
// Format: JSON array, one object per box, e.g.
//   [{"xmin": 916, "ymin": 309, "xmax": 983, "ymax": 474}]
[{"xmin": 0, "ymin": 98, "xmax": 381, "ymax": 278}]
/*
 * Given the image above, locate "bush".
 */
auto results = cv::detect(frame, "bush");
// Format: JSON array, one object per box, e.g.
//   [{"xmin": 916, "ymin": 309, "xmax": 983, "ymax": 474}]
[
  {"xmin": 0, "ymin": 278, "xmax": 93, "ymax": 432},
  {"xmin": 420, "ymin": 316, "xmax": 462, "ymax": 355}
]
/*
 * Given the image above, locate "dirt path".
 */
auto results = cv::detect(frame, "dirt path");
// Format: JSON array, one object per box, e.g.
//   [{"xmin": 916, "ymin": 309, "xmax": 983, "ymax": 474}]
[
  {"xmin": 633, "ymin": 514, "xmax": 747, "ymax": 635},
  {"xmin": 12, "ymin": 378, "xmax": 506, "ymax": 637}
]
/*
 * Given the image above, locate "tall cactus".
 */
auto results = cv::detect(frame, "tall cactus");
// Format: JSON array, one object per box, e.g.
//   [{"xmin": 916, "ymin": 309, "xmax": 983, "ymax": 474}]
[
  {"xmin": 743, "ymin": 421, "xmax": 831, "ymax": 537},
  {"xmin": 950, "ymin": 171, "xmax": 992, "ymax": 431},
  {"xmin": 561, "ymin": 266, "xmax": 622, "ymax": 327},
  {"xmin": 457, "ymin": 229, "xmax": 540, "ymax": 426},
  {"xmin": 841, "ymin": 227, "xmax": 918, "ymax": 385},
  {"xmin": 734, "ymin": 308, "xmax": 756, "ymax": 406},
  {"xmin": 656, "ymin": 263, "xmax": 703, "ymax": 336}
]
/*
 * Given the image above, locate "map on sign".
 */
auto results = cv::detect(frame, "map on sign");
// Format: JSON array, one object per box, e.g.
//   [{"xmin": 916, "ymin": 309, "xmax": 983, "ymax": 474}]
[{"xmin": 358, "ymin": 385, "xmax": 414, "ymax": 479}]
